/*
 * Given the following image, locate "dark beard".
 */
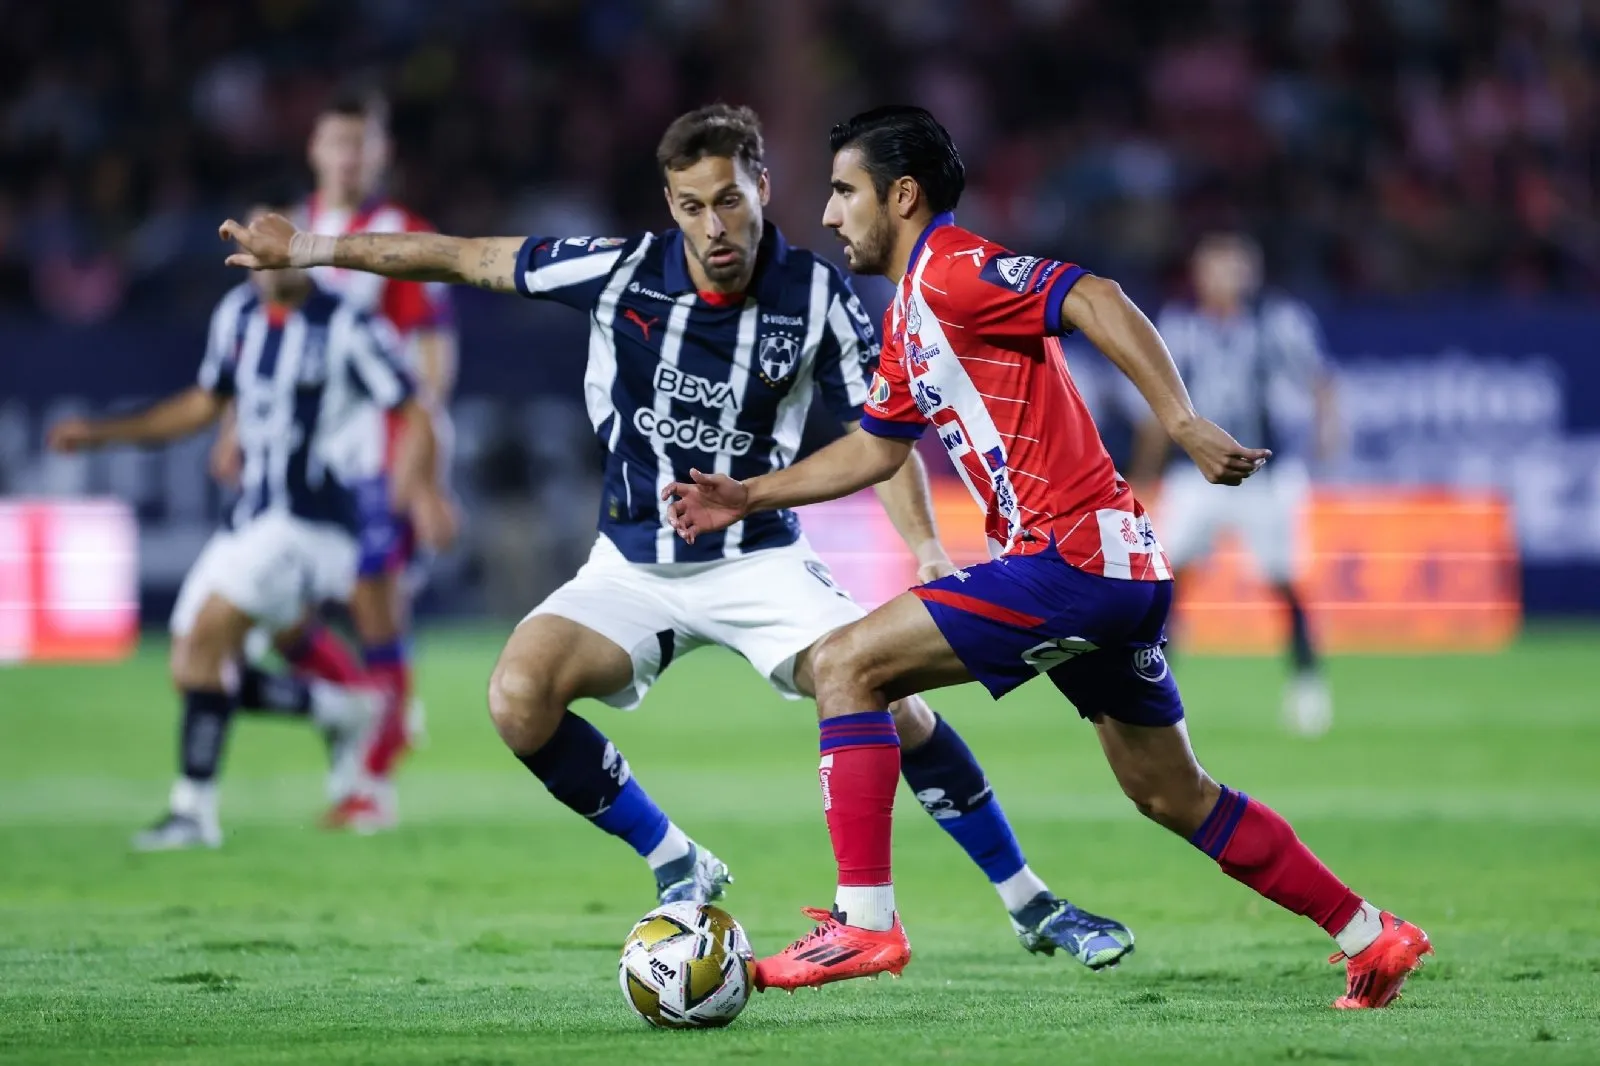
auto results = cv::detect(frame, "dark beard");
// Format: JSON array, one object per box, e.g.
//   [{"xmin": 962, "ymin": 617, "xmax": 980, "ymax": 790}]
[
  {"xmin": 848, "ymin": 209, "xmax": 895, "ymax": 275},
  {"xmin": 698, "ymin": 223, "xmax": 760, "ymax": 285}
]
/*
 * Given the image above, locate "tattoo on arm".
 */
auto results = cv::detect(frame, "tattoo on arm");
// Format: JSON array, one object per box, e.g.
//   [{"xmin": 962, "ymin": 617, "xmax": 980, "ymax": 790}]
[{"xmin": 334, "ymin": 233, "xmax": 465, "ymax": 283}]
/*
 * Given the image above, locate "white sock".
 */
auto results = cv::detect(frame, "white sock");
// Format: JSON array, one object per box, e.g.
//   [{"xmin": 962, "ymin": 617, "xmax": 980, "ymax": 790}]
[
  {"xmin": 645, "ymin": 822, "xmax": 692, "ymax": 871},
  {"xmin": 169, "ymin": 777, "xmax": 217, "ymax": 823},
  {"xmin": 995, "ymin": 865, "xmax": 1050, "ymax": 913},
  {"xmin": 834, "ymin": 883, "xmax": 896, "ymax": 931},
  {"xmin": 1334, "ymin": 899, "xmax": 1384, "ymax": 957}
]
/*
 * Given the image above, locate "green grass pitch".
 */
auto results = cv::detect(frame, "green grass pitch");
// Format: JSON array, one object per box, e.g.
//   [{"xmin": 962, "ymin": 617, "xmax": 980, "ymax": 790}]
[{"xmin": 2, "ymin": 626, "xmax": 1598, "ymax": 1064}]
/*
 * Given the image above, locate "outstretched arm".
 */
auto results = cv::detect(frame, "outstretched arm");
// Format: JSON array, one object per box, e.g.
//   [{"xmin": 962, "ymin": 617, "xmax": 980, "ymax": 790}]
[
  {"xmin": 1063, "ymin": 276, "xmax": 1270, "ymax": 486},
  {"xmin": 219, "ymin": 213, "xmax": 524, "ymax": 293},
  {"xmin": 48, "ymin": 387, "xmax": 226, "ymax": 452},
  {"xmin": 663, "ymin": 430, "xmax": 913, "ymax": 545}
]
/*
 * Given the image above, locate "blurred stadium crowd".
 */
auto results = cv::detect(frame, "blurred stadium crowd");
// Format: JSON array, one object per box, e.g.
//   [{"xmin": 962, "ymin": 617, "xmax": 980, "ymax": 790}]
[{"xmin": 2, "ymin": 0, "xmax": 1597, "ymax": 326}]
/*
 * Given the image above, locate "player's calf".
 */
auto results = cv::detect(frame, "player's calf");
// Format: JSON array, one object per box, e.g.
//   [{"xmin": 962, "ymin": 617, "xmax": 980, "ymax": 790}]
[
  {"xmin": 146, "ymin": 594, "xmax": 254, "ymax": 851},
  {"xmin": 1099, "ymin": 717, "xmax": 1429, "ymax": 1007},
  {"xmin": 488, "ymin": 619, "xmax": 724, "ymax": 902}
]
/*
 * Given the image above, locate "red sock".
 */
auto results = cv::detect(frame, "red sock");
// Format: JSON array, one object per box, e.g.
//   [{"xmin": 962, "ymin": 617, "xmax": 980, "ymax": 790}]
[
  {"xmin": 1193, "ymin": 786, "xmax": 1363, "ymax": 933},
  {"xmin": 283, "ymin": 626, "xmax": 364, "ymax": 685},
  {"xmin": 360, "ymin": 642, "xmax": 412, "ymax": 778},
  {"xmin": 819, "ymin": 711, "xmax": 900, "ymax": 886}
]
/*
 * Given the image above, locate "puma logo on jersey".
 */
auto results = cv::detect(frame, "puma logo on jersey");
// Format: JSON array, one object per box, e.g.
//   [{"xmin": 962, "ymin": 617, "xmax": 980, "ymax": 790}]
[{"xmin": 624, "ymin": 309, "xmax": 659, "ymax": 341}]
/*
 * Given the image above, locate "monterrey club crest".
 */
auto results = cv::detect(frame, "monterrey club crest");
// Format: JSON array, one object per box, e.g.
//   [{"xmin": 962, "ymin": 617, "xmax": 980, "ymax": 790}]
[{"xmin": 758, "ymin": 331, "xmax": 801, "ymax": 385}]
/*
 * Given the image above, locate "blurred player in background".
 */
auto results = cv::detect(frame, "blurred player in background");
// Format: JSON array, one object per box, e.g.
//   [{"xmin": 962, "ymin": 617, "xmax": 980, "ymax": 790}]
[
  {"xmin": 215, "ymin": 87, "xmax": 460, "ymax": 829},
  {"xmin": 1132, "ymin": 234, "xmax": 1338, "ymax": 735},
  {"xmin": 49, "ymin": 192, "xmax": 444, "ymax": 850},
  {"xmin": 219, "ymin": 104, "xmax": 1136, "ymax": 969},
  {"xmin": 665, "ymin": 106, "xmax": 1430, "ymax": 1008}
]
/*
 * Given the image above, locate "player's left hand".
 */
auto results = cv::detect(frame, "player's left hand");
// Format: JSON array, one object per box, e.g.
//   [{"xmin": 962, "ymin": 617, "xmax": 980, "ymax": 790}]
[
  {"xmin": 219, "ymin": 213, "xmax": 297, "ymax": 270},
  {"xmin": 1173, "ymin": 417, "xmax": 1271, "ymax": 486},
  {"xmin": 915, "ymin": 551, "xmax": 958, "ymax": 584},
  {"xmin": 661, "ymin": 469, "xmax": 747, "ymax": 545}
]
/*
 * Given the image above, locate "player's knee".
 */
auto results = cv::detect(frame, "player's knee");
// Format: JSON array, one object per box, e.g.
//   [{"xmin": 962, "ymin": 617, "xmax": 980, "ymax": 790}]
[
  {"xmin": 170, "ymin": 631, "xmax": 226, "ymax": 691},
  {"xmin": 487, "ymin": 655, "xmax": 564, "ymax": 752},
  {"xmin": 1118, "ymin": 767, "xmax": 1214, "ymax": 835},
  {"xmin": 811, "ymin": 624, "xmax": 888, "ymax": 693}
]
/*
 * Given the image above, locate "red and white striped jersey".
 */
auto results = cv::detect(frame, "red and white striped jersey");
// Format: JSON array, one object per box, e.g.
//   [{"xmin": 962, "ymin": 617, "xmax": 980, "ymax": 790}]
[
  {"xmin": 861, "ymin": 215, "xmax": 1170, "ymax": 581},
  {"xmin": 304, "ymin": 195, "xmax": 454, "ymax": 372}
]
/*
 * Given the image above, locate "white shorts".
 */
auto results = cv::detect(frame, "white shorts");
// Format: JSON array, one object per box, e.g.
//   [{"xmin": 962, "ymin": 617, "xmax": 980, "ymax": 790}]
[
  {"xmin": 1158, "ymin": 461, "xmax": 1309, "ymax": 584},
  {"xmin": 170, "ymin": 512, "xmax": 360, "ymax": 637},
  {"xmin": 524, "ymin": 534, "xmax": 866, "ymax": 710}
]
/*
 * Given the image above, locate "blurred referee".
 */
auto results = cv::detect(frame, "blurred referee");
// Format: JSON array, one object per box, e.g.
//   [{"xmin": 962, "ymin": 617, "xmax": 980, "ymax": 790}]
[{"xmin": 1132, "ymin": 233, "xmax": 1338, "ymax": 736}]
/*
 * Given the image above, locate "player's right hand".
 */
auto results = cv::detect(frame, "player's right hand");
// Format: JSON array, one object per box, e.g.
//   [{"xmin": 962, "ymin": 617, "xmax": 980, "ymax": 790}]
[
  {"xmin": 47, "ymin": 418, "xmax": 98, "ymax": 453},
  {"xmin": 661, "ymin": 469, "xmax": 747, "ymax": 545},
  {"xmin": 1172, "ymin": 417, "xmax": 1271, "ymax": 486},
  {"xmin": 219, "ymin": 213, "xmax": 297, "ymax": 270}
]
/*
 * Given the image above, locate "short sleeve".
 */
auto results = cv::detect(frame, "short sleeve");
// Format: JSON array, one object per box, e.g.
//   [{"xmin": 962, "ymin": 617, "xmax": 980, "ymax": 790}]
[
  {"xmin": 197, "ymin": 291, "xmax": 244, "ymax": 397},
  {"xmin": 513, "ymin": 235, "xmax": 635, "ymax": 311},
  {"xmin": 339, "ymin": 310, "xmax": 415, "ymax": 410},
  {"xmin": 814, "ymin": 268, "xmax": 881, "ymax": 423},
  {"xmin": 860, "ymin": 328, "xmax": 926, "ymax": 439},
  {"xmin": 932, "ymin": 241, "xmax": 1088, "ymax": 342}
]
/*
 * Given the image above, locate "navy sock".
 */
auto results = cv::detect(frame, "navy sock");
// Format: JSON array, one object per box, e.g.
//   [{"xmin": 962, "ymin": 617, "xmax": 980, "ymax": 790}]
[
  {"xmin": 901, "ymin": 714, "xmax": 1027, "ymax": 884},
  {"xmin": 1280, "ymin": 584, "xmax": 1319, "ymax": 673},
  {"xmin": 235, "ymin": 665, "xmax": 312, "ymax": 717},
  {"xmin": 180, "ymin": 689, "xmax": 235, "ymax": 782},
  {"xmin": 516, "ymin": 712, "xmax": 670, "ymax": 858}
]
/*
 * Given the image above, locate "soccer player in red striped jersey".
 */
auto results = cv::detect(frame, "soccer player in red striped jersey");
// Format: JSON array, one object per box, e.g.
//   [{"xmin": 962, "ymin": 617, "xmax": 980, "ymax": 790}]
[
  {"xmin": 218, "ymin": 88, "xmax": 458, "ymax": 831},
  {"xmin": 303, "ymin": 88, "xmax": 458, "ymax": 830},
  {"xmin": 665, "ymin": 106, "xmax": 1431, "ymax": 1008}
]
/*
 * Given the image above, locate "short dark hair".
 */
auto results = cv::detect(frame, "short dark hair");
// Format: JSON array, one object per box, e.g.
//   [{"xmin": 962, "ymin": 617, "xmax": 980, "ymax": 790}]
[
  {"xmin": 321, "ymin": 81, "xmax": 388, "ymax": 127},
  {"xmin": 828, "ymin": 105, "xmax": 965, "ymax": 214},
  {"xmin": 656, "ymin": 104, "xmax": 764, "ymax": 179}
]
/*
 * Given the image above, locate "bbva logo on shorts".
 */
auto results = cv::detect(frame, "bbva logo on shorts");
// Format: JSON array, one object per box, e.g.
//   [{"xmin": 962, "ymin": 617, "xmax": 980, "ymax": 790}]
[{"xmin": 1131, "ymin": 645, "xmax": 1169, "ymax": 683}]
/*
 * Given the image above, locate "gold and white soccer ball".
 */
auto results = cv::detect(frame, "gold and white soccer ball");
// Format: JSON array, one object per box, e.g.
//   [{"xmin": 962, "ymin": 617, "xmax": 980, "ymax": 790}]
[{"xmin": 618, "ymin": 901, "xmax": 756, "ymax": 1028}]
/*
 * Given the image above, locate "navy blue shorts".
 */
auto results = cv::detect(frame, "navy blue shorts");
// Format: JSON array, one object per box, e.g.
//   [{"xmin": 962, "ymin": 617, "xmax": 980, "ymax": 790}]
[
  {"xmin": 914, "ymin": 548, "xmax": 1184, "ymax": 726},
  {"xmin": 353, "ymin": 475, "xmax": 416, "ymax": 579}
]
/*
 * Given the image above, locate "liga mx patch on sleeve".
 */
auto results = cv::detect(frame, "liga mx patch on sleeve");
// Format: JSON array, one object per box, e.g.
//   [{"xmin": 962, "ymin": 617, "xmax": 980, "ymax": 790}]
[{"xmin": 979, "ymin": 253, "xmax": 1065, "ymax": 294}]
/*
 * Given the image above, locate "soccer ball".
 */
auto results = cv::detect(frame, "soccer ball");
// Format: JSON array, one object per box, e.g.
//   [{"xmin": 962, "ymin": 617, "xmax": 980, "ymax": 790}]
[{"xmin": 618, "ymin": 901, "xmax": 756, "ymax": 1028}]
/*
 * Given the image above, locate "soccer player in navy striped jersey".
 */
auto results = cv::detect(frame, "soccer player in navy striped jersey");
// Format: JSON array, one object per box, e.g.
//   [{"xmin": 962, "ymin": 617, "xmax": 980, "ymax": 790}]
[
  {"xmin": 50, "ymin": 193, "xmax": 448, "ymax": 850},
  {"xmin": 1131, "ymin": 234, "xmax": 1338, "ymax": 735},
  {"xmin": 219, "ymin": 105, "xmax": 1134, "ymax": 967}
]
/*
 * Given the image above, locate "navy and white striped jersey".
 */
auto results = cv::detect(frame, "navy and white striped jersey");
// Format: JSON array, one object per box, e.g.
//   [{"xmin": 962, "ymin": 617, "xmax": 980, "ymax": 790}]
[
  {"xmin": 513, "ymin": 224, "xmax": 878, "ymax": 563},
  {"xmin": 198, "ymin": 282, "xmax": 414, "ymax": 534},
  {"xmin": 1155, "ymin": 294, "xmax": 1328, "ymax": 463}
]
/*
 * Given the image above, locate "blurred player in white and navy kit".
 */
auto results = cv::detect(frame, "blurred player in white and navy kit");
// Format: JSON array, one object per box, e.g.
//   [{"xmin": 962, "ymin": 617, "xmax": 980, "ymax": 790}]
[
  {"xmin": 217, "ymin": 88, "xmax": 460, "ymax": 829},
  {"xmin": 1133, "ymin": 233, "xmax": 1339, "ymax": 735},
  {"xmin": 221, "ymin": 105, "xmax": 1134, "ymax": 968},
  {"xmin": 50, "ymin": 191, "xmax": 445, "ymax": 850}
]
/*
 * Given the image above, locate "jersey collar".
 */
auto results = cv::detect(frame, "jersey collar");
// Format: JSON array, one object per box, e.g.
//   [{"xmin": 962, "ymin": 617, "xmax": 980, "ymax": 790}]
[
  {"xmin": 905, "ymin": 211, "xmax": 956, "ymax": 279},
  {"xmin": 662, "ymin": 223, "xmax": 790, "ymax": 306}
]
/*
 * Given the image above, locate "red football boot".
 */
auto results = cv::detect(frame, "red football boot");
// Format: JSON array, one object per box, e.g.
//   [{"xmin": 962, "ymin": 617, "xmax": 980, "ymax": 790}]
[
  {"xmin": 1330, "ymin": 911, "xmax": 1433, "ymax": 1009},
  {"xmin": 755, "ymin": 907, "xmax": 911, "ymax": 992}
]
